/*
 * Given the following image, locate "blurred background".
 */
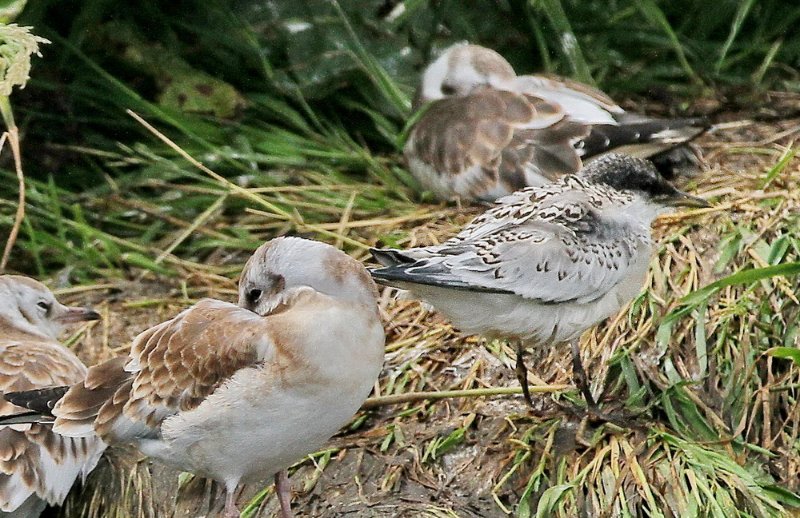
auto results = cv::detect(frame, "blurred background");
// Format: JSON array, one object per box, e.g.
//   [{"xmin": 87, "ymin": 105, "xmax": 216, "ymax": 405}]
[{"xmin": 2, "ymin": 0, "xmax": 798, "ymax": 278}]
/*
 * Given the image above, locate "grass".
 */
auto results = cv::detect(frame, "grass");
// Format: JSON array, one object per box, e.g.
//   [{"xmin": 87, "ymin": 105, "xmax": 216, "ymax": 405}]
[
  {"xmin": 46, "ymin": 123, "xmax": 800, "ymax": 518},
  {"xmin": 0, "ymin": 1, "xmax": 799, "ymax": 517}
]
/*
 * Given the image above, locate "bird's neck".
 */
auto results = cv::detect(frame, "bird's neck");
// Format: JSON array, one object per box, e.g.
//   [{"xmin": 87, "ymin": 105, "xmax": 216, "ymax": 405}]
[
  {"xmin": 0, "ymin": 313, "xmax": 52, "ymax": 341},
  {"xmin": 599, "ymin": 196, "xmax": 662, "ymax": 237}
]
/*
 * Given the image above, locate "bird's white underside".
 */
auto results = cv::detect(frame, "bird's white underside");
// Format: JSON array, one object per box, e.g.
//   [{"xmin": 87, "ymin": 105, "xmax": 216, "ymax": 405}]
[{"xmin": 119, "ymin": 296, "xmax": 384, "ymax": 489}]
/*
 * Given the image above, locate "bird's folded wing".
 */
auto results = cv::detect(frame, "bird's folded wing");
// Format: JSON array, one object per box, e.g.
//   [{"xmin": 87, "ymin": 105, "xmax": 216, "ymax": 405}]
[
  {"xmin": 0, "ymin": 341, "xmax": 87, "ymax": 415},
  {"xmin": 379, "ymin": 211, "xmax": 643, "ymax": 305},
  {"xmin": 0, "ymin": 341, "xmax": 99, "ymax": 510},
  {"xmin": 512, "ymin": 74, "xmax": 624, "ymax": 125},
  {"xmin": 407, "ymin": 89, "xmax": 583, "ymax": 191},
  {"xmin": 449, "ymin": 178, "xmax": 592, "ymax": 241},
  {"xmin": 52, "ymin": 298, "xmax": 280, "ymax": 441}
]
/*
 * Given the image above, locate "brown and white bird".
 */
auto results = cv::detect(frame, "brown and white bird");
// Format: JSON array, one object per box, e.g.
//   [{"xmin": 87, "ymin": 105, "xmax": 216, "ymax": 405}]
[
  {"xmin": 0, "ymin": 275, "xmax": 104, "ymax": 518},
  {"xmin": 405, "ymin": 43, "xmax": 707, "ymax": 202},
  {"xmin": 371, "ymin": 154, "xmax": 709, "ymax": 411},
  {"xmin": 3, "ymin": 237, "xmax": 385, "ymax": 518}
]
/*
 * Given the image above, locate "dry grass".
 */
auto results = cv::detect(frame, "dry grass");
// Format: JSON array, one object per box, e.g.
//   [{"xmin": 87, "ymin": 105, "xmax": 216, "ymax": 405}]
[{"xmin": 49, "ymin": 116, "xmax": 800, "ymax": 518}]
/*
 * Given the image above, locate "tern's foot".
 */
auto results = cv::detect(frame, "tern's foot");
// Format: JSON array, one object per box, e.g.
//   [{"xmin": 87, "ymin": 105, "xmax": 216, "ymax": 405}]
[{"xmin": 555, "ymin": 400, "xmax": 647, "ymax": 447}]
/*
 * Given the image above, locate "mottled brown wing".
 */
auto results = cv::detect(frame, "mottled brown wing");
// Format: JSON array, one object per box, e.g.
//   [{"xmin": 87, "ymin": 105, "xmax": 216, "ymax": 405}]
[
  {"xmin": 500, "ymin": 117, "xmax": 590, "ymax": 191},
  {"xmin": 409, "ymin": 89, "xmax": 564, "ymax": 177},
  {"xmin": 0, "ymin": 341, "xmax": 87, "ymax": 415},
  {"xmin": 0, "ymin": 341, "xmax": 102, "ymax": 510},
  {"xmin": 408, "ymin": 89, "xmax": 590, "ymax": 197},
  {"xmin": 54, "ymin": 299, "xmax": 274, "ymax": 442}
]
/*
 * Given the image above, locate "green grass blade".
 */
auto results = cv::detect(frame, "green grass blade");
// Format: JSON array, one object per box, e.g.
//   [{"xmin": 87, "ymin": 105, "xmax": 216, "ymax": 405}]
[
  {"xmin": 636, "ymin": 0, "xmax": 702, "ymax": 84},
  {"xmin": 715, "ymin": 0, "xmax": 756, "ymax": 73},
  {"xmin": 531, "ymin": 0, "xmax": 594, "ymax": 84}
]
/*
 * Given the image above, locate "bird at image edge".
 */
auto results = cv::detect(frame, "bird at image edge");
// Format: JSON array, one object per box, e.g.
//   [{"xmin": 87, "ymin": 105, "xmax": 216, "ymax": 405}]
[
  {"xmin": 405, "ymin": 43, "xmax": 708, "ymax": 202},
  {"xmin": 0, "ymin": 275, "xmax": 105, "ymax": 518},
  {"xmin": 2, "ymin": 238, "xmax": 385, "ymax": 518}
]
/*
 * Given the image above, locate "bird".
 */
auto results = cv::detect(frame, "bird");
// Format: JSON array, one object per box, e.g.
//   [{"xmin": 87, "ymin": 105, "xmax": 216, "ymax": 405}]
[
  {"xmin": 2, "ymin": 237, "xmax": 386, "ymax": 518},
  {"xmin": 0, "ymin": 275, "xmax": 105, "ymax": 518},
  {"xmin": 405, "ymin": 43, "xmax": 707, "ymax": 202},
  {"xmin": 370, "ymin": 154, "xmax": 709, "ymax": 413}
]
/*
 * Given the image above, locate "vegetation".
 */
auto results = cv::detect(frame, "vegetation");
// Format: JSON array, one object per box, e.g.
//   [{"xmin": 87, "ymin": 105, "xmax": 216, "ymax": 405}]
[{"xmin": 0, "ymin": 1, "xmax": 798, "ymax": 516}]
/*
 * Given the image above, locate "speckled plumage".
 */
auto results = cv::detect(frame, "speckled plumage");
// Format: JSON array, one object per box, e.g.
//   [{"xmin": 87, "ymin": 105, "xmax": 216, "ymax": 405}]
[
  {"xmin": 405, "ymin": 44, "xmax": 707, "ymax": 202},
  {"xmin": 371, "ymin": 154, "xmax": 709, "ymax": 406}
]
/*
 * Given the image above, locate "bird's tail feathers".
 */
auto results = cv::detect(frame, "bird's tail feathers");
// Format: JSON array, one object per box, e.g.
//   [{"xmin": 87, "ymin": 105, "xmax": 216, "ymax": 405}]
[
  {"xmin": 369, "ymin": 248, "xmax": 415, "ymax": 267},
  {"xmin": 1, "ymin": 386, "xmax": 69, "ymax": 425}
]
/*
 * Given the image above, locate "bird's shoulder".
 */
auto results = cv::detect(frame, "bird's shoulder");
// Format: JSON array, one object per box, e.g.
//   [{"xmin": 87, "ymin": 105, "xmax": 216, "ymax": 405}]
[
  {"xmin": 124, "ymin": 298, "xmax": 290, "ymax": 410},
  {"xmin": 459, "ymin": 176, "xmax": 619, "ymax": 234},
  {"xmin": 407, "ymin": 89, "xmax": 565, "ymax": 173}
]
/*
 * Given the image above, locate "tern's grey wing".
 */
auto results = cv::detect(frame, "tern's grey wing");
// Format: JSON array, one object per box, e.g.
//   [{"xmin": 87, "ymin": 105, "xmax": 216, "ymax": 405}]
[
  {"xmin": 453, "ymin": 220, "xmax": 647, "ymax": 303},
  {"xmin": 449, "ymin": 175, "xmax": 598, "ymax": 242},
  {"xmin": 371, "ymin": 197, "xmax": 649, "ymax": 304}
]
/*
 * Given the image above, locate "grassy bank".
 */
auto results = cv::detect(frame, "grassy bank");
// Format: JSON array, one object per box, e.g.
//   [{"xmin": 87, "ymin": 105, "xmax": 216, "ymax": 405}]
[{"xmin": 0, "ymin": 1, "xmax": 798, "ymax": 516}]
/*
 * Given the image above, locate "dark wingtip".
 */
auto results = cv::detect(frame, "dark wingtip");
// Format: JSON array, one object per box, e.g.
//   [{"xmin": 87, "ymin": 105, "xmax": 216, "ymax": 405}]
[
  {"xmin": 369, "ymin": 248, "xmax": 413, "ymax": 267},
  {"xmin": 0, "ymin": 410, "xmax": 51, "ymax": 425},
  {"xmin": 367, "ymin": 265, "xmax": 404, "ymax": 286},
  {"xmin": 3, "ymin": 386, "xmax": 70, "ymax": 416}
]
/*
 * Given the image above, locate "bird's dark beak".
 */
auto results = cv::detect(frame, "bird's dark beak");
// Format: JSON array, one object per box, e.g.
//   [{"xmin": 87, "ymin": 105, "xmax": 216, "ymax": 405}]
[
  {"xmin": 56, "ymin": 306, "xmax": 101, "ymax": 323},
  {"xmin": 663, "ymin": 191, "xmax": 711, "ymax": 209}
]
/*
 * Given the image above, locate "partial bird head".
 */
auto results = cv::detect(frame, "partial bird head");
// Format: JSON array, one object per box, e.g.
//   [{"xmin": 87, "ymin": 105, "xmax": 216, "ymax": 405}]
[
  {"xmin": 238, "ymin": 236, "xmax": 378, "ymax": 315},
  {"xmin": 0, "ymin": 275, "xmax": 101, "ymax": 340},
  {"xmin": 415, "ymin": 43, "xmax": 516, "ymax": 107},
  {"xmin": 580, "ymin": 154, "xmax": 710, "ymax": 215}
]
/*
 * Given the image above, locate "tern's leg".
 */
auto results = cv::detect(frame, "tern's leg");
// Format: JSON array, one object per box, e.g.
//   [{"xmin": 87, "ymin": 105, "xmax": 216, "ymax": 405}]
[
  {"xmin": 570, "ymin": 339, "xmax": 597, "ymax": 409},
  {"xmin": 274, "ymin": 470, "xmax": 294, "ymax": 518},
  {"xmin": 515, "ymin": 340, "xmax": 534, "ymax": 407},
  {"xmin": 223, "ymin": 481, "xmax": 240, "ymax": 518},
  {"xmin": 565, "ymin": 340, "xmax": 646, "ymax": 432}
]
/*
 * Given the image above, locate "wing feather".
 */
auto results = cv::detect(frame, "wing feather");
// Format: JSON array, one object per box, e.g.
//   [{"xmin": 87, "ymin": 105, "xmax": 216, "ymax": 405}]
[
  {"xmin": 513, "ymin": 74, "xmax": 623, "ymax": 125},
  {"xmin": 0, "ymin": 341, "xmax": 103, "ymax": 510},
  {"xmin": 53, "ymin": 299, "xmax": 277, "ymax": 443},
  {"xmin": 406, "ymin": 89, "xmax": 584, "ymax": 198},
  {"xmin": 372, "ymin": 184, "xmax": 650, "ymax": 305}
]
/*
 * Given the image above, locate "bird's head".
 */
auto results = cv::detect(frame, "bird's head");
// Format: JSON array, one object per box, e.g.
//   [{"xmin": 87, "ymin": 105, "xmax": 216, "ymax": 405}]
[
  {"xmin": 238, "ymin": 237, "xmax": 378, "ymax": 315},
  {"xmin": 0, "ymin": 275, "xmax": 100, "ymax": 340},
  {"xmin": 415, "ymin": 43, "xmax": 516, "ymax": 108},
  {"xmin": 580, "ymin": 154, "xmax": 710, "ymax": 218}
]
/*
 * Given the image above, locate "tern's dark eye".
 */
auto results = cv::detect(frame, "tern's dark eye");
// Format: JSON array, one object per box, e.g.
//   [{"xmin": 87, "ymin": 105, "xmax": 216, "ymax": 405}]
[
  {"xmin": 246, "ymin": 289, "xmax": 262, "ymax": 305},
  {"xmin": 440, "ymin": 84, "xmax": 457, "ymax": 95},
  {"xmin": 37, "ymin": 301, "xmax": 51, "ymax": 312}
]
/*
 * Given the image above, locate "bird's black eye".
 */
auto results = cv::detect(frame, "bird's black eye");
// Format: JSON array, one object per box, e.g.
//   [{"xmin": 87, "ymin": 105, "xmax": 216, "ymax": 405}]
[
  {"xmin": 246, "ymin": 289, "xmax": 262, "ymax": 305},
  {"xmin": 37, "ymin": 301, "xmax": 51, "ymax": 312},
  {"xmin": 441, "ymin": 84, "xmax": 457, "ymax": 95}
]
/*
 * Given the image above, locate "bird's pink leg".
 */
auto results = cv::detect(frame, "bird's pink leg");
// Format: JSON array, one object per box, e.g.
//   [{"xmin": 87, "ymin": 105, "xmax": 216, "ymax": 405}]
[
  {"xmin": 223, "ymin": 481, "xmax": 240, "ymax": 518},
  {"xmin": 274, "ymin": 470, "xmax": 293, "ymax": 518}
]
